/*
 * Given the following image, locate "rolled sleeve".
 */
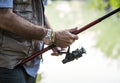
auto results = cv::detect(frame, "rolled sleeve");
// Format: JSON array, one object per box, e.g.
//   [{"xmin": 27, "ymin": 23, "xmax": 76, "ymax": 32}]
[{"xmin": 0, "ymin": 0, "xmax": 13, "ymax": 8}]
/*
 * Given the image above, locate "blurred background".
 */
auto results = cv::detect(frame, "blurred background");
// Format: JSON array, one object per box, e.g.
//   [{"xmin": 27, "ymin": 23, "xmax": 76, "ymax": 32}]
[{"xmin": 37, "ymin": 0, "xmax": 120, "ymax": 83}]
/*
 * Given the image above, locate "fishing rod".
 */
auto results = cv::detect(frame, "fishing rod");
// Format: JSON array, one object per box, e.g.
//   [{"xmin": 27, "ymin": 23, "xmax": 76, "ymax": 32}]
[{"xmin": 18, "ymin": 7, "xmax": 120, "ymax": 66}]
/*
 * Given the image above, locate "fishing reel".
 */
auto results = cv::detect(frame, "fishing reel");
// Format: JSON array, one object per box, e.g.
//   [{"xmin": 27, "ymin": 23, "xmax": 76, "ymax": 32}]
[{"xmin": 60, "ymin": 46, "xmax": 86, "ymax": 64}]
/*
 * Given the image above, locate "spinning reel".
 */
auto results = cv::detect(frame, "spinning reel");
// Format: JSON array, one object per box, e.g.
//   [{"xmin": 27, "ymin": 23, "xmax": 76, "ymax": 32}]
[{"xmin": 60, "ymin": 46, "xmax": 86, "ymax": 64}]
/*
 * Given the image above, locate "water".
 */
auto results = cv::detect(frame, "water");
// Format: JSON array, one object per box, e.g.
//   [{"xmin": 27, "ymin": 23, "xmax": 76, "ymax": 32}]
[{"xmin": 38, "ymin": 32, "xmax": 120, "ymax": 83}]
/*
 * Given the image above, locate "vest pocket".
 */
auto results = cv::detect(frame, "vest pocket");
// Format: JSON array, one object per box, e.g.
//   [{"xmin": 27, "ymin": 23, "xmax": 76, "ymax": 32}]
[{"xmin": 1, "ymin": 34, "xmax": 32, "ymax": 56}]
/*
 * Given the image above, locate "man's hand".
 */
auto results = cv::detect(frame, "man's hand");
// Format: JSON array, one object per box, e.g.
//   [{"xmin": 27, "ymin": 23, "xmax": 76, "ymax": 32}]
[{"xmin": 54, "ymin": 28, "xmax": 78, "ymax": 48}]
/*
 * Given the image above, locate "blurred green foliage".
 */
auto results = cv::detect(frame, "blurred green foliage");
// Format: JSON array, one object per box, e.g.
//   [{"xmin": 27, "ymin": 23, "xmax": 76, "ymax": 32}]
[
  {"xmin": 86, "ymin": 0, "xmax": 120, "ymax": 59},
  {"xmin": 88, "ymin": 0, "xmax": 120, "ymax": 10},
  {"xmin": 95, "ymin": 17, "xmax": 120, "ymax": 59},
  {"xmin": 110, "ymin": 0, "xmax": 120, "ymax": 9},
  {"xmin": 36, "ymin": 74, "xmax": 41, "ymax": 83}
]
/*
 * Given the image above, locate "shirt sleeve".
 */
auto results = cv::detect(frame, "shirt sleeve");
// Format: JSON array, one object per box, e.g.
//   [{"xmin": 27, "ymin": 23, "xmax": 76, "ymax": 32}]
[
  {"xmin": 44, "ymin": 0, "xmax": 48, "ymax": 6},
  {"xmin": 0, "ymin": 0, "xmax": 13, "ymax": 8}
]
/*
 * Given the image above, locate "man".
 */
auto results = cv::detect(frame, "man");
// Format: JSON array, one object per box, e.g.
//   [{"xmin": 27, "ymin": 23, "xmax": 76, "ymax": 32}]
[{"xmin": 0, "ymin": 0, "xmax": 78, "ymax": 83}]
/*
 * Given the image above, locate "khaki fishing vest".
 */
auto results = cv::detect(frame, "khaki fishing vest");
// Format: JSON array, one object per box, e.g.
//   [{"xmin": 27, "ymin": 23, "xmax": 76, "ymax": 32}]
[{"xmin": 0, "ymin": 0, "xmax": 44, "ymax": 69}]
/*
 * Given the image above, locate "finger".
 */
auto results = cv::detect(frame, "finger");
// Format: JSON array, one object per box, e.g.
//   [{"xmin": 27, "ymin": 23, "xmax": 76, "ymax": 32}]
[
  {"xmin": 51, "ymin": 47, "xmax": 65, "ymax": 56},
  {"xmin": 66, "ymin": 30, "xmax": 79, "ymax": 40},
  {"xmin": 52, "ymin": 47, "xmax": 62, "ymax": 53},
  {"xmin": 71, "ymin": 34, "xmax": 79, "ymax": 40},
  {"xmin": 51, "ymin": 52, "xmax": 60, "ymax": 56},
  {"xmin": 67, "ymin": 32, "xmax": 78, "ymax": 40},
  {"xmin": 68, "ymin": 27, "xmax": 78, "ymax": 33}
]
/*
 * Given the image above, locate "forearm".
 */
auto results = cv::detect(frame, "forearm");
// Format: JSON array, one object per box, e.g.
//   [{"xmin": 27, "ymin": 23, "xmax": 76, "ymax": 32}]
[{"xmin": 0, "ymin": 9, "xmax": 47, "ymax": 40}]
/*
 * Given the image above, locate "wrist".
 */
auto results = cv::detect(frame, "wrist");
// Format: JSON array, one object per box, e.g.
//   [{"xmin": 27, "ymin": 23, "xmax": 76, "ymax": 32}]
[{"xmin": 43, "ymin": 29, "xmax": 55, "ymax": 45}]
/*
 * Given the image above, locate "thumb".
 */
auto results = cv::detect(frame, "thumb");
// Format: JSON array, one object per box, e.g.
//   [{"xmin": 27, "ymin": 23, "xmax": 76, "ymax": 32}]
[{"xmin": 68, "ymin": 27, "xmax": 78, "ymax": 33}]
